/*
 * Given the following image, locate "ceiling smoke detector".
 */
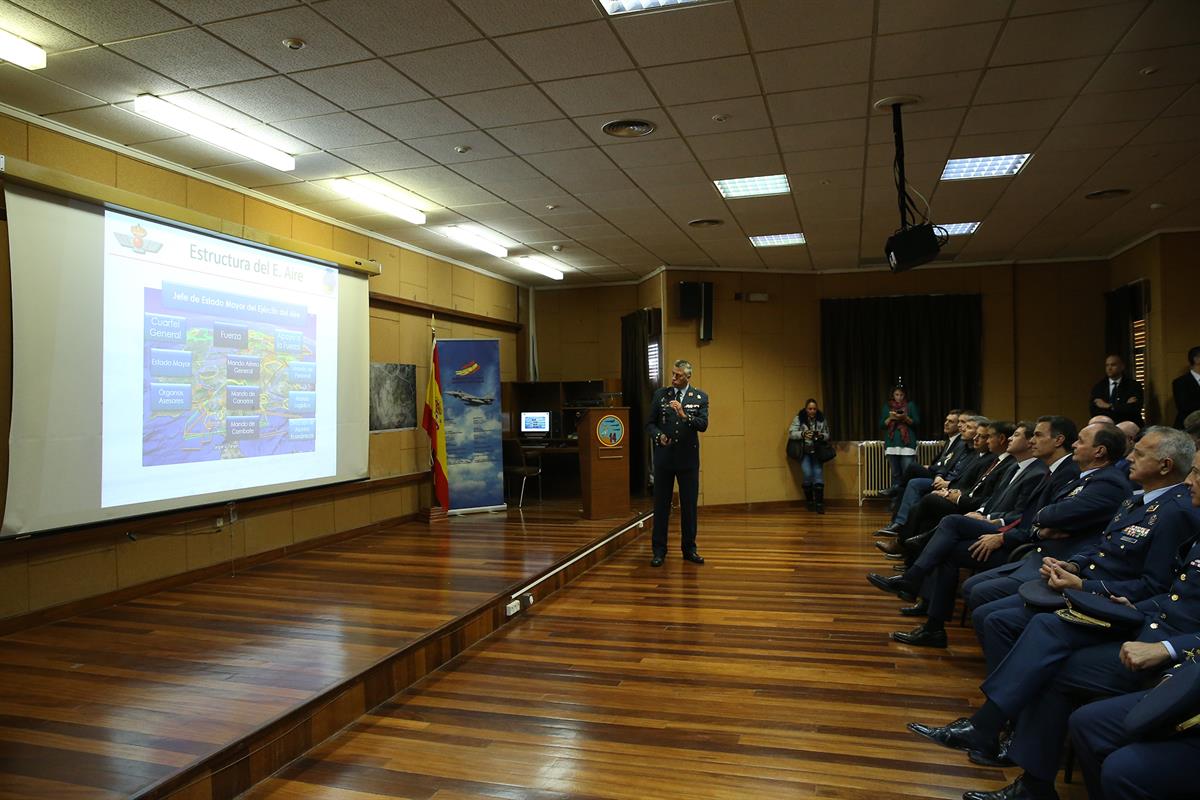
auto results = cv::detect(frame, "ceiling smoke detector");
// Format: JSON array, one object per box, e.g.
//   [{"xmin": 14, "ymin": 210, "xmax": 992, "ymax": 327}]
[
  {"xmin": 601, "ymin": 118, "xmax": 656, "ymax": 138},
  {"xmin": 453, "ymin": 145, "xmax": 471, "ymax": 154},
  {"xmin": 281, "ymin": 37, "xmax": 306, "ymax": 50},
  {"xmin": 688, "ymin": 218, "xmax": 724, "ymax": 227},
  {"xmin": 1084, "ymin": 188, "xmax": 1131, "ymax": 200}
]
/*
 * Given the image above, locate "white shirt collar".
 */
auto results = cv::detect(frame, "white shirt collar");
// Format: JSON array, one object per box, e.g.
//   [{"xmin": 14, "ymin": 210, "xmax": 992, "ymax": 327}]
[
  {"xmin": 1048, "ymin": 452, "xmax": 1072, "ymax": 473},
  {"xmin": 1012, "ymin": 455, "xmax": 1038, "ymax": 474},
  {"xmin": 1191, "ymin": 369, "xmax": 1200, "ymax": 383}
]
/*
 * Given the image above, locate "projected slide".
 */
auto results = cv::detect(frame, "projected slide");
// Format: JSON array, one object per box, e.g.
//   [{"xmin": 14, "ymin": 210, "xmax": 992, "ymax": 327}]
[{"xmin": 102, "ymin": 210, "xmax": 339, "ymax": 508}]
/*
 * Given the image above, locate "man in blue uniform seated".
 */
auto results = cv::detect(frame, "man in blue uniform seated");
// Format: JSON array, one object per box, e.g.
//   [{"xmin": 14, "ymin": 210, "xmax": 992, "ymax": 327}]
[
  {"xmin": 1068, "ymin": 657, "xmax": 1200, "ymax": 800},
  {"xmin": 646, "ymin": 358, "xmax": 708, "ymax": 567},
  {"xmin": 908, "ymin": 439, "xmax": 1200, "ymax": 800},
  {"xmin": 867, "ymin": 422, "xmax": 1048, "ymax": 647},
  {"xmin": 978, "ymin": 426, "xmax": 1189, "ymax": 671}
]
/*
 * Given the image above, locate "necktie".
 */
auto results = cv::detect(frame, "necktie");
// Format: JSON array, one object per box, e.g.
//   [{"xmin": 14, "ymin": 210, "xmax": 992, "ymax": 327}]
[{"xmin": 1109, "ymin": 380, "xmax": 1117, "ymax": 402}]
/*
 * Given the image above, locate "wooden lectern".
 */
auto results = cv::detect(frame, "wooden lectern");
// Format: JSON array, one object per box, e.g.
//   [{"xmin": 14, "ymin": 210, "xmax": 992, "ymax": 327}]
[{"xmin": 577, "ymin": 407, "xmax": 631, "ymax": 520}]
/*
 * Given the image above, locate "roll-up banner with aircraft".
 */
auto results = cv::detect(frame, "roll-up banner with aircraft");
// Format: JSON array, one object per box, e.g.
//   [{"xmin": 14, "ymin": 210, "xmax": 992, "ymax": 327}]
[{"xmin": 437, "ymin": 338, "xmax": 505, "ymax": 514}]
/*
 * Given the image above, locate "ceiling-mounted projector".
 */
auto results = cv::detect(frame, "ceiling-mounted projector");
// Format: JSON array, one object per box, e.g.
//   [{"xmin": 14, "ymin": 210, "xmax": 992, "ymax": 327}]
[
  {"xmin": 878, "ymin": 96, "xmax": 945, "ymax": 273},
  {"xmin": 886, "ymin": 223, "xmax": 941, "ymax": 273}
]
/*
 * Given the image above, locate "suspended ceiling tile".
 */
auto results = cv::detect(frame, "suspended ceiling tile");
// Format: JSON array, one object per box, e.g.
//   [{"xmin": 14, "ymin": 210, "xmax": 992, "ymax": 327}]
[
  {"xmin": 611, "ymin": 1, "xmax": 746, "ymax": 67},
  {"xmin": 496, "ymin": 21, "xmax": 633, "ymax": 82},
  {"xmin": 1164, "ymin": 84, "xmax": 1200, "ymax": 116},
  {"xmin": 312, "ymin": 0, "xmax": 480, "ymax": 56},
  {"xmin": 573, "ymin": 106, "xmax": 679, "ymax": 144},
  {"xmin": 789, "ymin": 168, "xmax": 862, "ymax": 192},
  {"xmin": 688, "ymin": 128, "xmax": 779, "ymax": 161},
  {"xmin": 1038, "ymin": 120, "xmax": 1144, "ymax": 151},
  {"xmin": 12, "ymin": 0, "xmax": 186, "ymax": 42},
  {"xmin": 487, "ymin": 176, "xmax": 567, "ymax": 201},
  {"xmin": 960, "ymin": 97, "xmax": 1072, "ymax": 135},
  {"xmin": 524, "ymin": 147, "xmax": 614, "ymax": 178},
  {"xmin": 388, "ymin": 40, "xmax": 526, "ymax": 97},
  {"xmin": 974, "ymin": 57, "xmax": 1105, "ymax": 105},
  {"xmin": 452, "ymin": 0, "xmax": 600, "ymax": 36},
  {"xmin": 756, "ymin": 39, "xmax": 871, "ymax": 94},
  {"xmin": 777, "ymin": 118, "xmax": 866, "ymax": 153},
  {"xmin": 46, "ymin": 104, "xmax": 182, "ymax": 144},
  {"xmin": 949, "ymin": 130, "xmax": 1046, "ymax": 158},
  {"xmin": 41, "ymin": 48, "xmax": 186, "ymax": 104},
  {"xmin": 1130, "ymin": 114, "xmax": 1200, "ymax": 146},
  {"xmin": 701, "ymin": 153, "xmax": 785, "ymax": 181},
  {"xmin": 201, "ymin": 160, "xmax": 301, "ymax": 187},
  {"xmin": 873, "ymin": 22, "xmax": 1001, "ymax": 80},
  {"xmin": 331, "ymin": 139, "xmax": 434, "ymax": 170},
  {"xmin": 540, "ymin": 71, "xmax": 658, "ymax": 117},
  {"xmin": 602, "ymin": 138, "xmax": 694, "ymax": 169},
  {"xmin": 289, "ymin": 151, "xmax": 363, "ymax": 180},
  {"xmin": 990, "ymin": 2, "xmax": 1144, "ymax": 66},
  {"xmin": 108, "ymin": 28, "xmax": 274, "ymax": 88},
  {"xmin": 256, "ymin": 180, "xmax": 339, "ymax": 205},
  {"xmin": 741, "ymin": 0, "xmax": 873, "ymax": 51},
  {"xmin": 877, "ymin": 0, "xmax": 1009, "ymax": 34},
  {"xmin": 206, "ymin": 6, "xmax": 371, "ymax": 72},
  {"xmin": 444, "ymin": 85, "xmax": 563, "ymax": 129},
  {"xmin": 131, "ymin": 135, "xmax": 245, "ymax": 168},
  {"xmin": 157, "ymin": 0, "xmax": 299, "ymax": 24},
  {"xmin": 202, "ymin": 76, "xmax": 339, "ymax": 123},
  {"xmin": 0, "ymin": 63, "xmax": 101, "ymax": 114},
  {"xmin": 865, "ymin": 136, "xmax": 951, "ymax": 167},
  {"xmin": 488, "ymin": 119, "xmax": 592, "ymax": 155},
  {"xmin": 643, "ymin": 56, "xmax": 760, "ymax": 106},
  {"xmin": 1117, "ymin": 0, "xmax": 1200, "ymax": 51},
  {"xmin": 767, "ymin": 83, "xmax": 868, "ymax": 126},
  {"xmin": 1059, "ymin": 85, "xmax": 1186, "ymax": 125},
  {"xmin": 783, "ymin": 145, "xmax": 865, "ymax": 174},
  {"xmin": 0, "ymin": 0, "xmax": 90, "ymax": 52},
  {"xmin": 239, "ymin": 121, "xmax": 319, "ymax": 154},
  {"xmin": 626, "ymin": 161, "xmax": 710, "ymax": 190},
  {"xmin": 291, "ymin": 60, "xmax": 429, "ymax": 110},
  {"xmin": 868, "ymin": 71, "xmax": 982, "ymax": 113},
  {"xmin": 572, "ymin": 188, "xmax": 660, "ymax": 212},
  {"xmin": 356, "ymin": 99, "xmax": 476, "ymax": 140},
  {"xmin": 669, "ymin": 96, "xmax": 771, "ymax": 135},
  {"xmin": 552, "ymin": 170, "xmax": 636, "ymax": 194},
  {"xmin": 273, "ymin": 111, "xmax": 391, "ymax": 149},
  {"xmin": 1083, "ymin": 44, "xmax": 1200, "ymax": 93},
  {"xmin": 404, "ymin": 129, "xmax": 511, "ymax": 164},
  {"xmin": 866, "ymin": 107, "xmax": 965, "ymax": 144}
]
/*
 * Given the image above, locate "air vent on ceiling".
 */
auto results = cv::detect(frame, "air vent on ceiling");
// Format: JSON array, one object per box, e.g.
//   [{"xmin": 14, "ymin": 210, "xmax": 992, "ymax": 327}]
[
  {"xmin": 1084, "ymin": 188, "xmax": 1132, "ymax": 200},
  {"xmin": 602, "ymin": 119, "xmax": 656, "ymax": 138},
  {"xmin": 687, "ymin": 218, "xmax": 724, "ymax": 227}
]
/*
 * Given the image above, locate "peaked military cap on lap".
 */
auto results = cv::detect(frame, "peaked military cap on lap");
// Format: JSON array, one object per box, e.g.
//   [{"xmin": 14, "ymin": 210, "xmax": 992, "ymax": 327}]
[
  {"xmin": 1125, "ymin": 660, "xmax": 1200, "ymax": 739},
  {"xmin": 1018, "ymin": 578, "xmax": 1067, "ymax": 611},
  {"xmin": 1055, "ymin": 588, "xmax": 1144, "ymax": 629}
]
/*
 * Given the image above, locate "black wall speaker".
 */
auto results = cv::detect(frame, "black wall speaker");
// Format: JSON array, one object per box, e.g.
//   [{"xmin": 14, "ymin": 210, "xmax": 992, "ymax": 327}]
[{"xmin": 679, "ymin": 281, "xmax": 714, "ymax": 341}]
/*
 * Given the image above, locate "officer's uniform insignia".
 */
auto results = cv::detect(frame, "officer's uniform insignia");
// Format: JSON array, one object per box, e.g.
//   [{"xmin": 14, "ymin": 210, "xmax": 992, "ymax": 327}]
[
  {"xmin": 1147, "ymin": 502, "xmax": 1159, "ymax": 513},
  {"xmin": 1147, "ymin": 514, "xmax": 1158, "ymax": 527}
]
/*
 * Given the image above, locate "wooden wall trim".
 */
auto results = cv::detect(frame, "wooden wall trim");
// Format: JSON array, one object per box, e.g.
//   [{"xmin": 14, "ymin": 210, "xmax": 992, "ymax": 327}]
[{"xmin": 370, "ymin": 291, "xmax": 523, "ymax": 332}]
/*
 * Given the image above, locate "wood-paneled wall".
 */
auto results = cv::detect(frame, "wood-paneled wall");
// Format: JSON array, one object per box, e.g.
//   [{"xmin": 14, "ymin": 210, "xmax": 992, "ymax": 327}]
[{"xmin": 0, "ymin": 114, "xmax": 520, "ymax": 624}]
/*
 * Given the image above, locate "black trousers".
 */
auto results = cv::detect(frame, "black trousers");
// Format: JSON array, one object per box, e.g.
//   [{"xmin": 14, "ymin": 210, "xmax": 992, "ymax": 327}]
[{"xmin": 652, "ymin": 460, "xmax": 699, "ymax": 556}]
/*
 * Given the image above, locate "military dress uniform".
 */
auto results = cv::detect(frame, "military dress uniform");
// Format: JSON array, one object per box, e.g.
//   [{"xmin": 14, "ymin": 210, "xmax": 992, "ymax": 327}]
[
  {"xmin": 978, "ymin": 481, "xmax": 1190, "ymax": 671},
  {"xmin": 646, "ymin": 383, "xmax": 709, "ymax": 560},
  {"xmin": 974, "ymin": 509, "xmax": 1200, "ymax": 790}
]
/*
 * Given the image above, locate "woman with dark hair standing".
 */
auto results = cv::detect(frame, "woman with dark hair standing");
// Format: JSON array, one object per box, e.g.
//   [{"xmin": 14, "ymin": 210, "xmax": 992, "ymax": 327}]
[
  {"xmin": 789, "ymin": 398, "xmax": 830, "ymax": 513},
  {"xmin": 881, "ymin": 385, "xmax": 919, "ymax": 503}
]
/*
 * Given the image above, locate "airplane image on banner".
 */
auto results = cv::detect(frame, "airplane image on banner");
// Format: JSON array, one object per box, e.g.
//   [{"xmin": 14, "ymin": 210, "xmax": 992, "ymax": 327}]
[{"xmin": 445, "ymin": 390, "xmax": 494, "ymax": 406}]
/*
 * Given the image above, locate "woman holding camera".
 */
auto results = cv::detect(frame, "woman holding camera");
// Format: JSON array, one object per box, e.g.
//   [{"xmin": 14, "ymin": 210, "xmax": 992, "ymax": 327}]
[{"xmin": 789, "ymin": 398, "xmax": 831, "ymax": 513}]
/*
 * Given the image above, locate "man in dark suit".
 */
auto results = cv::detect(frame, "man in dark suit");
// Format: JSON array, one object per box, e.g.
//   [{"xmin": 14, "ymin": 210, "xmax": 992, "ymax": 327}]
[
  {"xmin": 1172, "ymin": 345, "xmax": 1200, "ymax": 429},
  {"xmin": 907, "ymin": 434, "xmax": 1200, "ymax": 800},
  {"xmin": 874, "ymin": 411, "xmax": 973, "ymax": 536},
  {"xmin": 868, "ymin": 422, "xmax": 1049, "ymax": 647},
  {"xmin": 1090, "ymin": 354, "xmax": 1144, "ymax": 425},
  {"xmin": 646, "ymin": 358, "xmax": 708, "ymax": 567}
]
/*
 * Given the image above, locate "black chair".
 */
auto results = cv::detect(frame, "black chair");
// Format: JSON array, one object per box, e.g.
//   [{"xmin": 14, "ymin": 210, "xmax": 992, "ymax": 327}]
[{"xmin": 502, "ymin": 438, "xmax": 542, "ymax": 508}]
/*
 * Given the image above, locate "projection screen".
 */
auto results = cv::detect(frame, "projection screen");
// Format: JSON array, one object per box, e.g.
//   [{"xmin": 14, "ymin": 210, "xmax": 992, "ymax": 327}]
[{"xmin": 3, "ymin": 184, "xmax": 369, "ymax": 537}]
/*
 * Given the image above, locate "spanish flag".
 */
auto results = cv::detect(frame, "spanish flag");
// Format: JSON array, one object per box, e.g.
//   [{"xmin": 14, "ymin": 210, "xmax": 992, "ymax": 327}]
[{"xmin": 421, "ymin": 331, "xmax": 450, "ymax": 509}]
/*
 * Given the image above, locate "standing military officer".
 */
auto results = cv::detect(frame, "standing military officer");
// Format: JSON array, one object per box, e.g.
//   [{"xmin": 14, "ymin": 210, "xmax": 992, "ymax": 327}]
[{"xmin": 646, "ymin": 359, "xmax": 709, "ymax": 567}]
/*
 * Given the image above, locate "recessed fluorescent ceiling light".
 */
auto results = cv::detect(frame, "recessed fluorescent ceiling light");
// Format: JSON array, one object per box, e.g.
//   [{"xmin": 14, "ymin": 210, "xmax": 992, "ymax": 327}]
[
  {"xmin": 599, "ymin": 0, "xmax": 718, "ymax": 15},
  {"xmin": 941, "ymin": 154, "xmax": 1030, "ymax": 181},
  {"xmin": 133, "ymin": 95, "xmax": 295, "ymax": 171},
  {"xmin": 941, "ymin": 222, "xmax": 980, "ymax": 236},
  {"xmin": 515, "ymin": 255, "xmax": 566, "ymax": 281},
  {"xmin": 714, "ymin": 174, "xmax": 790, "ymax": 199},
  {"xmin": 0, "ymin": 28, "xmax": 46, "ymax": 70},
  {"xmin": 331, "ymin": 178, "xmax": 425, "ymax": 225},
  {"xmin": 750, "ymin": 233, "xmax": 806, "ymax": 247},
  {"xmin": 438, "ymin": 225, "xmax": 510, "ymax": 258}
]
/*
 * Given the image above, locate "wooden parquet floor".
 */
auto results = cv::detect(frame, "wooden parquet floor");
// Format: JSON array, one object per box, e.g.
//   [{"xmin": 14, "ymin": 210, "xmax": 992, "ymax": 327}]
[
  {"xmin": 0, "ymin": 500, "xmax": 650, "ymax": 800},
  {"xmin": 245, "ymin": 504, "xmax": 1090, "ymax": 800}
]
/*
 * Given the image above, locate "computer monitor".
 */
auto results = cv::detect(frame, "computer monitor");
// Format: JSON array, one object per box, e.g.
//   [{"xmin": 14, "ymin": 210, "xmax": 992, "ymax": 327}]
[{"xmin": 520, "ymin": 411, "xmax": 551, "ymax": 438}]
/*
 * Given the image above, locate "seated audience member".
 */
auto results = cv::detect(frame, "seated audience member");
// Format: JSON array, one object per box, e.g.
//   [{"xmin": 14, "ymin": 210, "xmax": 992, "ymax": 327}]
[
  {"xmin": 875, "ymin": 413, "xmax": 976, "ymax": 537},
  {"xmin": 1186, "ymin": 408, "xmax": 1200, "ymax": 446},
  {"xmin": 1114, "ymin": 419, "xmax": 1140, "ymax": 477},
  {"xmin": 867, "ymin": 422, "xmax": 1048, "ymax": 647},
  {"xmin": 978, "ymin": 427, "xmax": 1190, "ymax": 671},
  {"xmin": 1068, "ymin": 658, "xmax": 1200, "ymax": 800},
  {"xmin": 963, "ymin": 423, "xmax": 1130, "ymax": 649},
  {"xmin": 1089, "ymin": 414, "xmax": 1116, "ymax": 426},
  {"xmin": 1090, "ymin": 354, "xmax": 1144, "ymax": 425},
  {"xmin": 876, "ymin": 421, "xmax": 1003, "ymax": 557},
  {"xmin": 907, "ymin": 438, "xmax": 1200, "ymax": 798},
  {"xmin": 1172, "ymin": 345, "xmax": 1200, "ymax": 429}
]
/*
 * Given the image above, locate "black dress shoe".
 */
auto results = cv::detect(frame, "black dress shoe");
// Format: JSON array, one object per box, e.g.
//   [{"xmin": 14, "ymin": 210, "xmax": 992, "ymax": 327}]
[
  {"xmin": 899, "ymin": 599, "xmax": 929, "ymax": 617},
  {"xmin": 962, "ymin": 777, "xmax": 1058, "ymax": 800},
  {"xmin": 650, "ymin": 555, "xmax": 665, "ymax": 567},
  {"xmin": 683, "ymin": 551, "xmax": 705, "ymax": 565},
  {"xmin": 968, "ymin": 735, "xmax": 1013, "ymax": 767},
  {"xmin": 908, "ymin": 719, "xmax": 992, "ymax": 752},
  {"xmin": 903, "ymin": 530, "xmax": 933, "ymax": 554},
  {"xmin": 866, "ymin": 572, "xmax": 917, "ymax": 601},
  {"xmin": 891, "ymin": 624, "xmax": 947, "ymax": 648},
  {"xmin": 874, "ymin": 540, "xmax": 902, "ymax": 556},
  {"xmin": 874, "ymin": 523, "xmax": 901, "ymax": 537}
]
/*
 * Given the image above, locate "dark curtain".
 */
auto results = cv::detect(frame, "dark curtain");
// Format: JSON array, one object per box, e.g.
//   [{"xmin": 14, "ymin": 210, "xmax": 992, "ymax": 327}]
[
  {"xmin": 621, "ymin": 308, "xmax": 660, "ymax": 493},
  {"xmin": 1104, "ymin": 281, "xmax": 1146, "ymax": 367},
  {"xmin": 820, "ymin": 294, "xmax": 982, "ymax": 440}
]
